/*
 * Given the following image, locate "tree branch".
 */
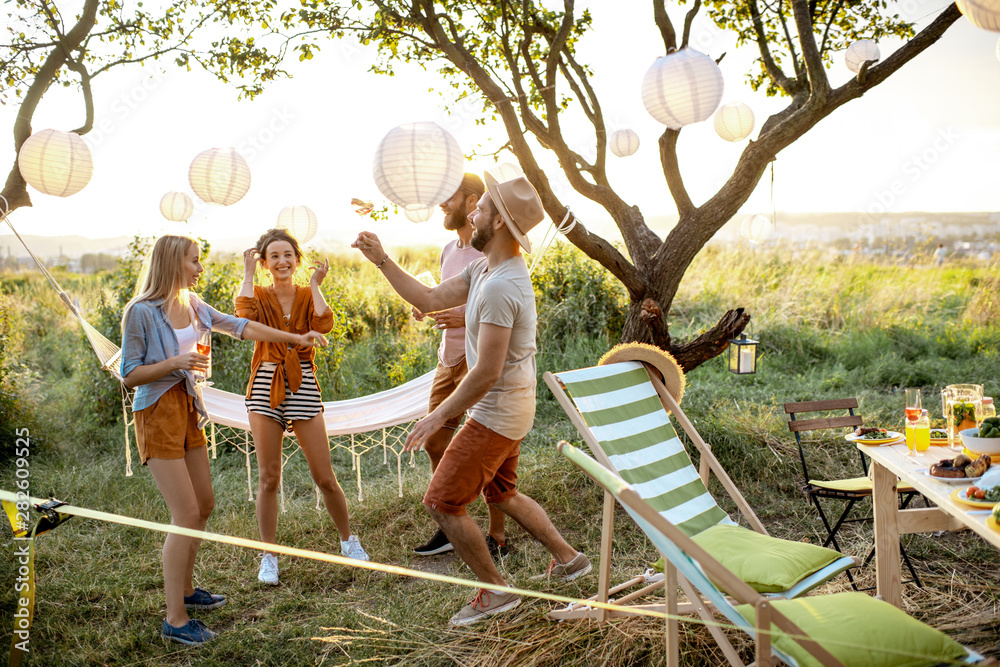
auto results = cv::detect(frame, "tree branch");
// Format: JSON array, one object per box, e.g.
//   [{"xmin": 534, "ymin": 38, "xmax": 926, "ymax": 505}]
[
  {"xmin": 746, "ymin": 0, "xmax": 799, "ymax": 96},
  {"xmin": 680, "ymin": 0, "xmax": 701, "ymax": 48},
  {"xmin": 658, "ymin": 130, "xmax": 694, "ymax": 217},
  {"xmin": 652, "ymin": 0, "xmax": 677, "ymax": 52},
  {"xmin": 792, "ymin": 0, "xmax": 829, "ymax": 102}
]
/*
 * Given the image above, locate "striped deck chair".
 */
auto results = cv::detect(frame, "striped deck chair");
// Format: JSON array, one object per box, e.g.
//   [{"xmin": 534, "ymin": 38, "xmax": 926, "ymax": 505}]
[
  {"xmin": 543, "ymin": 357, "xmax": 856, "ymax": 621},
  {"xmin": 558, "ymin": 441, "xmax": 989, "ymax": 667}
]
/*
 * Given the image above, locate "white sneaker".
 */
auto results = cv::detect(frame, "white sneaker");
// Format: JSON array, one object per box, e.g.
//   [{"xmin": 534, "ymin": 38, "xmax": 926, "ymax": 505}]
[
  {"xmin": 258, "ymin": 553, "xmax": 279, "ymax": 585},
  {"xmin": 341, "ymin": 535, "xmax": 369, "ymax": 561}
]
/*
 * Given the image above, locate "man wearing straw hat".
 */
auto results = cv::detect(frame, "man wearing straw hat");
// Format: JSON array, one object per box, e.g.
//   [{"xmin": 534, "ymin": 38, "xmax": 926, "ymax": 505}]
[
  {"xmin": 411, "ymin": 172, "xmax": 510, "ymax": 562},
  {"xmin": 353, "ymin": 171, "xmax": 591, "ymax": 625}
]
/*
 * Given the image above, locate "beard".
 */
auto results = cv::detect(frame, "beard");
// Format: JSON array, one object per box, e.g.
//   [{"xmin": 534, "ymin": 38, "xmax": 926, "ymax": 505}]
[
  {"xmin": 470, "ymin": 222, "xmax": 493, "ymax": 252},
  {"xmin": 442, "ymin": 208, "xmax": 467, "ymax": 232}
]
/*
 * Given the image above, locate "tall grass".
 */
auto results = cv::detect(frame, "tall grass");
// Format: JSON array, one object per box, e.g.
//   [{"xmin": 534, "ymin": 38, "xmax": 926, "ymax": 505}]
[{"xmin": 1, "ymin": 242, "xmax": 999, "ymax": 665}]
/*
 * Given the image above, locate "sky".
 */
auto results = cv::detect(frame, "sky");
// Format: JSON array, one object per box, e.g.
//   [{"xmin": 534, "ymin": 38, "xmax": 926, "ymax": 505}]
[{"xmin": 2, "ymin": 0, "xmax": 999, "ymax": 253}]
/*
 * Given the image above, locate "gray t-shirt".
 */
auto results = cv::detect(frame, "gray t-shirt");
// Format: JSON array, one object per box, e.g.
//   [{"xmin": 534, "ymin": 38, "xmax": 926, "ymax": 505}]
[{"xmin": 460, "ymin": 255, "xmax": 537, "ymax": 440}]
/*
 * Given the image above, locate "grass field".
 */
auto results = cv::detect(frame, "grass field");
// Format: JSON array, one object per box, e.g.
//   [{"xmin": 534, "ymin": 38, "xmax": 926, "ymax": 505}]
[{"xmin": 1, "ymin": 242, "xmax": 999, "ymax": 666}]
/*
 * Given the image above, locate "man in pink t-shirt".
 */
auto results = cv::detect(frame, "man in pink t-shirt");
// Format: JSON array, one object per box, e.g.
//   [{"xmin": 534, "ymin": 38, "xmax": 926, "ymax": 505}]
[{"xmin": 412, "ymin": 173, "xmax": 508, "ymax": 560}]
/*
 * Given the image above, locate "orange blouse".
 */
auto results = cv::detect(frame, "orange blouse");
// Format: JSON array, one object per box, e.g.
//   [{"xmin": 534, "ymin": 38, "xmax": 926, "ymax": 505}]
[{"xmin": 235, "ymin": 285, "xmax": 335, "ymax": 409}]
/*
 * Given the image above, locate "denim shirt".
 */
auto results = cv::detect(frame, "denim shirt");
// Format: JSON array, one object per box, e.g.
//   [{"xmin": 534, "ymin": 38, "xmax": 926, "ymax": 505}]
[{"xmin": 121, "ymin": 294, "xmax": 249, "ymax": 422}]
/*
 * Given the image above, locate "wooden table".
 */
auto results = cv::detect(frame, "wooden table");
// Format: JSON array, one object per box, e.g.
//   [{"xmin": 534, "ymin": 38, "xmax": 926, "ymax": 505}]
[{"xmin": 857, "ymin": 442, "xmax": 1000, "ymax": 608}]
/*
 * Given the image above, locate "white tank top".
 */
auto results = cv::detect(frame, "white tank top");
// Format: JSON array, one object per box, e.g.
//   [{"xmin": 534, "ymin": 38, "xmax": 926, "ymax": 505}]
[{"xmin": 173, "ymin": 307, "xmax": 198, "ymax": 354}]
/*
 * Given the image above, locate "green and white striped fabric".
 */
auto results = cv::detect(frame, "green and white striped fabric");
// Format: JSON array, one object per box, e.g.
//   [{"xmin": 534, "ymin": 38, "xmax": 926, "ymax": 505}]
[{"xmin": 556, "ymin": 361, "xmax": 734, "ymax": 537}]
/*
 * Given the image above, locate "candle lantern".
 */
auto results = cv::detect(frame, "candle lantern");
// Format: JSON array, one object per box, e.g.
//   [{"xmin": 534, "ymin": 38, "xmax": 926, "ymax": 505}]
[{"xmin": 727, "ymin": 333, "xmax": 758, "ymax": 375}]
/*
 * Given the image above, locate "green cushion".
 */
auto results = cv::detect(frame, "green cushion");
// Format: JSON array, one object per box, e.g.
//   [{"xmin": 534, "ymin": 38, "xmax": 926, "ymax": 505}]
[
  {"xmin": 690, "ymin": 524, "xmax": 843, "ymax": 594},
  {"xmin": 736, "ymin": 592, "xmax": 968, "ymax": 667}
]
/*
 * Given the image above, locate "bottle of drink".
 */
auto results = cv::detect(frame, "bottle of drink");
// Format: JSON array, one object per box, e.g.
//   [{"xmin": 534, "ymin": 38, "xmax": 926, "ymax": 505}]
[
  {"xmin": 979, "ymin": 397, "xmax": 995, "ymax": 426},
  {"xmin": 914, "ymin": 409, "xmax": 931, "ymax": 452}
]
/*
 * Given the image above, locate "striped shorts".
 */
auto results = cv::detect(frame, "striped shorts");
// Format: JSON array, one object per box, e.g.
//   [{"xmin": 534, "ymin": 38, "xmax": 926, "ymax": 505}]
[{"xmin": 245, "ymin": 360, "xmax": 324, "ymax": 432}]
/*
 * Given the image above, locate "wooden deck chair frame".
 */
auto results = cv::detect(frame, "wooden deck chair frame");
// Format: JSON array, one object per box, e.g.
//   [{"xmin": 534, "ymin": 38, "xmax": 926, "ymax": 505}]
[
  {"xmin": 784, "ymin": 399, "xmax": 922, "ymax": 589},
  {"xmin": 557, "ymin": 441, "xmax": 989, "ymax": 667},
  {"xmin": 543, "ymin": 362, "xmax": 854, "ymax": 622}
]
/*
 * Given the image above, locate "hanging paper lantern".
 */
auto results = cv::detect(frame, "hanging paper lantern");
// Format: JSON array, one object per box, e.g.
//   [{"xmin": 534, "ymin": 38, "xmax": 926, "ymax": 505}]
[
  {"xmin": 188, "ymin": 148, "xmax": 251, "ymax": 206},
  {"xmin": 492, "ymin": 162, "xmax": 524, "ymax": 182},
  {"xmin": 159, "ymin": 192, "xmax": 194, "ymax": 222},
  {"xmin": 641, "ymin": 49, "xmax": 724, "ymax": 129},
  {"xmin": 713, "ymin": 103, "xmax": 755, "ymax": 142},
  {"xmin": 17, "ymin": 129, "xmax": 93, "ymax": 197},
  {"xmin": 957, "ymin": 0, "xmax": 1000, "ymax": 32},
  {"xmin": 741, "ymin": 214, "xmax": 774, "ymax": 244},
  {"xmin": 372, "ymin": 122, "xmax": 463, "ymax": 211},
  {"xmin": 276, "ymin": 205, "xmax": 319, "ymax": 244},
  {"xmin": 404, "ymin": 206, "xmax": 434, "ymax": 223},
  {"xmin": 609, "ymin": 129, "xmax": 640, "ymax": 157},
  {"xmin": 844, "ymin": 40, "xmax": 880, "ymax": 74}
]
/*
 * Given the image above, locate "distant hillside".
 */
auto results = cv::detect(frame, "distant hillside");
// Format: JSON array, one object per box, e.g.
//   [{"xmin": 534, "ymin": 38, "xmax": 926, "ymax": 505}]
[{"xmin": 0, "ymin": 234, "xmax": 133, "ymax": 260}]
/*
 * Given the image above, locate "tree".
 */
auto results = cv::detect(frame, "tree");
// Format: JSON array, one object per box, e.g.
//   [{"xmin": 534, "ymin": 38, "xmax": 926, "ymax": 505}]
[
  {"xmin": 271, "ymin": 0, "xmax": 960, "ymax": 371},
  {"xmin": 1, "ymin": 0, "xmax": 291, "ymax": 214}
]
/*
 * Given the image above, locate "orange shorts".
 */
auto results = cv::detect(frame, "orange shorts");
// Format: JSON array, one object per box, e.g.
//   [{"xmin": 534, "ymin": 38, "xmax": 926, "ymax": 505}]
[
  {"xmin": 135, "ymin": 382, "xmax": 208, "ymax": 465},
  {"xmin": 422, "ymin": 418, "xmax": 520, "ymax": 515},
  {"xmin": 427, "ymin": 359, "xmax": 469, "ymax": 430}
]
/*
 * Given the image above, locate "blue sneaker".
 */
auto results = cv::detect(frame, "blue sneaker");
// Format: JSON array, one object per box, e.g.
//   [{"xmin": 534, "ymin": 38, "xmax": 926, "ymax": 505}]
[
  {"xmin": 162, "ymin": 619, "xmax": 216, "ymax": 645},
  {"xmin": 183, "ymin": 588, "xmax": 227, "ymax": 610}
]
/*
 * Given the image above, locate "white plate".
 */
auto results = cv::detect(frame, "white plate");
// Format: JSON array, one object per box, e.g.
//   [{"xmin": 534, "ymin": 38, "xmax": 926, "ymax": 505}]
[
  {"xmin": 915, "ymin": 468, "xmax": 983, "ymax": 485},
  {"xmin": 845, "ymin": 431, "xmax": 903, "ymax": 445}
]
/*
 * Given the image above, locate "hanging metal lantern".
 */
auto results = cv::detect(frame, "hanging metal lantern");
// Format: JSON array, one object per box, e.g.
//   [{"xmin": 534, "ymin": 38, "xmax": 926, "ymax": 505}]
[{"xmin": 727, "ymin": 333, "xmax": 758, "ymax": 375}]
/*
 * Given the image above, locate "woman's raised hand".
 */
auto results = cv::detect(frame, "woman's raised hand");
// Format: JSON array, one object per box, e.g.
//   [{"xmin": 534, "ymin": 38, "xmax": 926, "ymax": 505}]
[
  {"xmin": 297, "ymin": 331, "xmax": 328, "ymax": 348},
  {"xmin": 310, "ymin": 258, "xmax": 330, "ymax": 286},
  {"xmin": 243, "ymin": 248, "xmax": 259, "ymax": 276}
]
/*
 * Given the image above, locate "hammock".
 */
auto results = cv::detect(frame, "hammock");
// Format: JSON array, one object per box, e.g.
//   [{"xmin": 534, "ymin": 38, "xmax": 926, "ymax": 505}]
[{"xmin": 2, "ymin": 211, "xmax": 431, "ymax": 505}]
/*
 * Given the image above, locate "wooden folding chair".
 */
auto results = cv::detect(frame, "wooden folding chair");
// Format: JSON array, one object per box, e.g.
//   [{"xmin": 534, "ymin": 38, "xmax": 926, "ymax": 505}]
[{"xmin": 784, "ymin": 399, "xmax": 922, "ymax": 589}]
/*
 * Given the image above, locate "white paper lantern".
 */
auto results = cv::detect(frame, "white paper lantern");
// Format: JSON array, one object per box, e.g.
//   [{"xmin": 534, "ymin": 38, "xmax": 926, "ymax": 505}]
[
  {"xmin": 713, "ymin": 103, "xmax": 755, "ymax": 142},
  {"xmin": 159, "ymin": 192, "xmax": 194, "ymax": 222},
  {"xmin": 372, "ymin": 122, "xmax": 463, "ymax": 210},
  {"xmin": 404, "ymin": 206, "xmax": 434, "ymax": 223},
  {"xmin": 641, "ymin": 49, "xmax": 724, "ymax": 129},
  {"xmin": 492, "ymin": 162, "xmax": 524, "ymax": 182},
  {"xmin": 188, "ymin": 148, "xmax": 251, "ymax": 206},
  {"xmin": 609, "ymin": 129, "xmax": 640, "ymax": 157},
  {"xmin": 957, "ymin": 0, "xmax": 1000, "ymax": 32},
  {"xmin": 17, "ymin": 129, "xmax": 93, "ymax": 197},
  {"xmin": 741, "ymin": 214, "xmax": 774, "ymax": 245},
  {"xmin": 276, "ymin": 205, "xmax": 318, "ymax": 244},
  {"xmin": 844, "ymin": 40, "xmax": 880, "ymax": 74}
]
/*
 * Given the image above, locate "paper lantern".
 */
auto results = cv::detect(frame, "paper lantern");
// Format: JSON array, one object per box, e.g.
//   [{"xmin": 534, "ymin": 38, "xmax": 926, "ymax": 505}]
[
  {"xmin": 404, "ymin": 206, "xmax": 434, "ymax": 223},
  {"xmin": 741, "ymin": 214, "xmax": 774, "ymax": 244},
  {"xmin": 372, "ymin": 122, "xmax": 463, "ymax": 211},
  {"xmin": 188, "ymin": 148, "xmax": 251, "ymax": 206},
  {"xmin": 159, "ymin": 192, "xmax": 194, "ymax": 222},
  {"xmin": 713, "ymin": 103, "xmax": 755, "ymax": 142},
  {"xmin": 609, "ymin": 129, "xmax": 640, "ymax": 157},
  {"xmin": 845, "ymin": 40, "xmax": 880, "ymax": 73},
  {"xmin": 957, "ymin": 0, "xmax": 1000, "ymax": 31},
  {"xmin": 641, "ymin": 49, "xmax": 724, "ymax": 129},
  {"xmin": 17, "ymin": 129, "xmax": 93, "ymax": 197},
  {"xmin": 492, "ymin": 162, "xmax": 523, "ymax": 182},
  {"xmin": 276, "ymin": 205, "xmax": 318, "ymax": 244}
]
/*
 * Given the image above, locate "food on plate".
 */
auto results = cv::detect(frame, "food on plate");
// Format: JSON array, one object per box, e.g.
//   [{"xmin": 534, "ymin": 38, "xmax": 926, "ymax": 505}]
[
  {"xmin": 979, "ymin": 417, "xmax": 1000, "ymax": 439},
  {"xmin": 930, "ymin": 429, "xmax": 948, "ymax": 439},
  {"xmin": 930, "ymin": 454, "xmax": 991, "ymax": 479},
  {"xmin": 965, "ymin": 485, "xmax": 1000, "ymax": 502},
  {"xmin": 993, "ymin": 502, "xmax": 1000, "ymax": 523},
  {"xmin": 853, "ymin": 427, "xmax": 890, "ymax": 440}
]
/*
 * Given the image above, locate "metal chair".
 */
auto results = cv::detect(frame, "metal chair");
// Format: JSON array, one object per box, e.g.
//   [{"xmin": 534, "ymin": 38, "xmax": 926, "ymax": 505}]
[{"xmin": 784, "ymin": 398, "xmax": 922, "ymax": 589}]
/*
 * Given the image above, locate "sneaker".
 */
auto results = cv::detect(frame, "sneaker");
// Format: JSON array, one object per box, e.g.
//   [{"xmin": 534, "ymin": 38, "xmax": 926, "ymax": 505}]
[
  {"xmin": 183, "ymin": 588, "xmax": 227, "ymax": 610},
  {"xmin": 341, "ymin": 535, "xmax": 369, "ymax": 561},
  {"xmin": 448, "ymin": 589, "xmax": 521, "ymax": 626},
  {"xmin": 258, "ymin": 553, "xmax": 279, "ymax": 586},
  {"xmin": 486, "ymin": 535, "xmax": 510, "ymax": 561},
  {"xmin": 530, "ymin": 552, "xmax": 592, "ymax": 582},
  {"xmin": 162, "ymin": 619, "xmax": 216, "ymax": 645},
  {"xmin": 413, "ymin": 528, "xmax": 453, "ymax": 556}
]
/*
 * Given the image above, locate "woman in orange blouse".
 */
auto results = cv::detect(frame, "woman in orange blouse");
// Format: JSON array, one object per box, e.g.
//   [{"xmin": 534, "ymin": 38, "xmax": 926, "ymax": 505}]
[{"xmin": 237, "ymin": 229, "xmax": 368, "ymax": 586}]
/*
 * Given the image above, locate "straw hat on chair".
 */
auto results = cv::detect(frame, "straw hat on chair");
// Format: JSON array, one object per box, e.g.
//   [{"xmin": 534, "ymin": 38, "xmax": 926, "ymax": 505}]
[{"xmin": 598, "ymin": 342, "xmax": 686, "ymax": 406}]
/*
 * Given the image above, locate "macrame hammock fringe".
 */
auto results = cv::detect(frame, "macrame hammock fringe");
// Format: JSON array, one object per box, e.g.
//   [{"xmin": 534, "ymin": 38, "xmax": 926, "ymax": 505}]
[{"xmin": 1, "ymin": 204, "xmax": 431, "ymax": 509}]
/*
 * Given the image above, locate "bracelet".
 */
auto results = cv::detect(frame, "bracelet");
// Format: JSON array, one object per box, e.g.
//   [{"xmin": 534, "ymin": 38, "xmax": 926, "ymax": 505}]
[{"xmin": 376, "ymin": 254, "xmax": 389, "ymax": 270}]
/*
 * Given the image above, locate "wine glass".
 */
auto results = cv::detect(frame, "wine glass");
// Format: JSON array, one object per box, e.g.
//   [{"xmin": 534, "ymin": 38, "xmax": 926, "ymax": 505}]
[{"xmin": 195, "ymin": 330, "xmax": 212, "ymax": 384}]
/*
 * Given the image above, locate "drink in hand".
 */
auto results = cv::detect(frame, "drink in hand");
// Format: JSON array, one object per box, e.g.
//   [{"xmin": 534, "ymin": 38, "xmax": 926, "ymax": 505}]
[{"xmin": 196, "ymin": 331, "xmax": 211, "ymax": 381}]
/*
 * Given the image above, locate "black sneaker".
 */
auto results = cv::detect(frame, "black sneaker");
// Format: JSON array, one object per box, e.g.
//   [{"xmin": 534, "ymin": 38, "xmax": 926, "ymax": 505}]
[
  {"xmin": 486, "ymin": 535, "xmax": 510, "ymax": 561},
  {"xmin": 413, "ymin": 528, "xmax": 453, "ymax": 556}
]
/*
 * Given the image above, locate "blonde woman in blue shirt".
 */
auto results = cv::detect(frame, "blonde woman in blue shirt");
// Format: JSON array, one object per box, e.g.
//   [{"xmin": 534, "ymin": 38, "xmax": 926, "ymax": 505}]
[{"xmin": 121, "ymin": 235, "xmax": 327, "ymax": 646}]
